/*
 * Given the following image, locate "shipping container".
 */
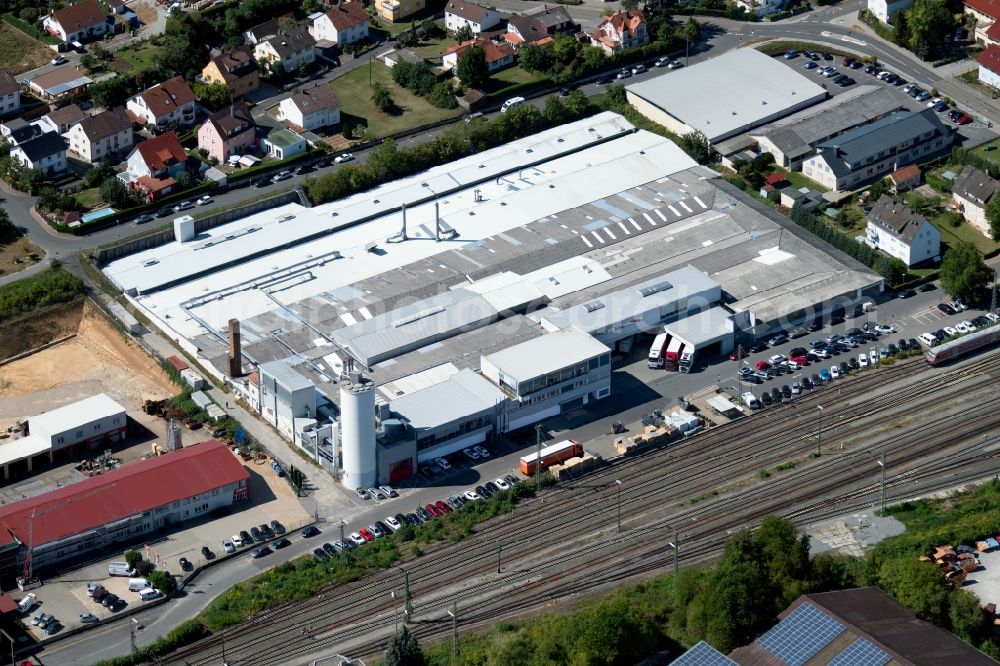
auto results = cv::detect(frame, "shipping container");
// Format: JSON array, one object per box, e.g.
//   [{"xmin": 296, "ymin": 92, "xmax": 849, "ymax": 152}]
[
  {"xmin": 519, "ymin": 439, "xmax": 583, "ymax": 475},
  {"xmin": 166, "ymin": 355, "xmax": 189, "ymax": 373},
  {"xmin": 664, "ymin": 338, "xmax": 683, "ymax": 371}
]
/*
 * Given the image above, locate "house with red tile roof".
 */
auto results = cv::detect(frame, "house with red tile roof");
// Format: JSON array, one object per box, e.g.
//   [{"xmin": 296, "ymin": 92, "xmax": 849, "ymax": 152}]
[
  {"xmin": 121, "ymin": 131, "xmax": 189, "ymax": 200},
  {"xmin": 964, "ymin": 0, "xmax": 1000, "ymax": 43},
  {"xmin": 309, "ymin": 1, "xmax": 369, "ymax": 45},
  {"xmin": 0, "ymin": 440, "xmax": 249, "ymax": 580},
  {"xmin": 443, "ymin": 37, "xmax": 516, "ymax": 74},
  {"xmin": 126, "ymin": 76, "xmax": 197, "ymax": 131},
  {"xmin": 590, "ymin": 10, "xmax": 648, "ymax": 55},
  {"xmin": 42, "ymin": 0, "xmax": 111, "ymax": 44}
]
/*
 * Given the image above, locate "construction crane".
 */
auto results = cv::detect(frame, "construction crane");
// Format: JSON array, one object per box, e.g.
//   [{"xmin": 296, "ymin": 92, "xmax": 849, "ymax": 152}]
[{"xmin": 10, "ymin": 481, "xmax": 117, "ymax": 586}]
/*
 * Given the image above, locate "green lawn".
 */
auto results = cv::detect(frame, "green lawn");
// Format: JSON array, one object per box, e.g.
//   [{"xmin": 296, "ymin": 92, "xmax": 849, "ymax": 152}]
[
  {"xmin": 773, "ymin": 166, "xmax": 826, "ymax": 193},
  {"xmin": 411, "ymin": 36, "xmax": 453, "ymax": 61},
  {"xmin": 77, "ymin": 187, "xmax": 104, "ymax": 209},
  {"xmin": 968, "ymin": 139, "xmax": 1000, "ymax": 171},
  {"xmin": 331, "ymin": 65, "xmax": 462, "ymax": 138},
  {"xmin": 115, "ymin": 40, "xmax": 163, "ymax": 72},
  {"xmin": 492, "ymin": 66, "xmax": 538, "ymax": 85},
  {"xmin": 931, "ymin": 214, "xmax": 1000, "ymax": 254}
]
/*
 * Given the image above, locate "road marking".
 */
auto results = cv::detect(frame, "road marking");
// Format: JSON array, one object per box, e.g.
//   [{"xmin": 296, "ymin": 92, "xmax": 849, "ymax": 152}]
[
  {"xmin": 642, "ymin": 212, "xmax": 656, "ymax": 226},
  {"xmin": 591, "ymin": 230, "xmax": 605, "ymax": 244},
  {"xmin": 667, "ymin": 205, "xmax": 680, "ymax": 216},
  {"xmin": 582, "ymin": 236, "xmax": 593, "ymax": 248},
  {"xmin": 618, "ymin": 221, "xmax": 631, "ymax": 235},
  {"xmin": 694, "ymin": 196, "xmax": 707, "ymax": 209},
  {"xmin": 629, "ymin": 218, "xmax": 642, "ymax": 230},
  {"xmin": 604, "ymin": 227, "xmax": 617, "ymax": 240},
  {"xmin": 654, "ymin": 209, "xmax": 667, "ymax": 221},
  {"xmin": 679, "ymin": 200, "xmax": 693, "ymax": 213}
]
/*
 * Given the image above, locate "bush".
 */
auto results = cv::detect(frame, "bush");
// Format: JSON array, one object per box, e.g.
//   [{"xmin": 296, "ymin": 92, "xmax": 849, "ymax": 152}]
[
  {"xmin": 0, "ymin": 264, "xmax": 84, "ymax": 322},
  {"xmin": 148, "ymin": 570, "xmax": 176, "ymax": 594},
  {"xmin": 124, "ymin": 550, "xmax": 143, "ymax": 569}
]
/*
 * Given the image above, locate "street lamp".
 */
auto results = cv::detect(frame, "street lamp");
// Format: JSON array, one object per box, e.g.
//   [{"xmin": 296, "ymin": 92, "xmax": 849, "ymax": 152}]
[
  {"xmin": 447, "ymin": 602, "xmax": 458, "ymax": 662},
  {"xmin": 877, "ymin": 452, "xmax": 886, "ymax": 513},
  {"xmin": 129, "ymin": 618, "xmax": 139, "ymax": 665},
  {"xmin": 615, "ymin": 480, "xmax": 622, "ymax": 532},
  {"xmin": 816, "ymin": 405, "xmax": 824, "ymax": 456},
  {"xmin": 667, "ymin": 530, "xmax": 679, "ymax": 577},
  {"xmin": 339, "ymin": 519, "xmax": 348, "ymax": 556}
]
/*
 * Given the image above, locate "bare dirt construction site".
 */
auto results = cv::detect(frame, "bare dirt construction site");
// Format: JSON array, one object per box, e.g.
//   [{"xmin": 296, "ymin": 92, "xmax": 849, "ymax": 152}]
[{"xmin": 0, "ymin": 299, "xmax": 178, "ymax": 433}]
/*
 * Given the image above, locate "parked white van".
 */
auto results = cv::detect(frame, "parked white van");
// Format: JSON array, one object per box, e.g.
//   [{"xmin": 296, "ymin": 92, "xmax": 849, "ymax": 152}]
[
  {"xmin": 128, "ymin": 578, "xmax": 150, "ymax": 592},
  {"xmin": 17, "ymin": 593, "xmax": 35, "ymax": 614},
  {"xmin": 108, "ymin": 562, "xmax": 135, "ymax": 577},
  {"xmin": 138, "ymin": 588, "xmax": 160, "ymax": 601},
  {"xmin": 500, "ymin": 96, "xmax": 525, "ymax": 113},
  {"xmin": 742, "ymin": 392, "xmax": 761, "ymax": 410}
]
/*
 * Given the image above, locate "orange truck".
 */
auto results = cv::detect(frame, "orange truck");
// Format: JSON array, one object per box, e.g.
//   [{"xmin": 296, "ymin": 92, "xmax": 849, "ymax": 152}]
[{"xmin": 519, "ymin": 439, "xmax": 583, "ymax": 475}]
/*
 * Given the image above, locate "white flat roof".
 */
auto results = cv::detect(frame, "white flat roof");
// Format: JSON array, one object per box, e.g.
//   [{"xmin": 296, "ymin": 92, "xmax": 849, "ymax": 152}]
[
  {"xmin": 107, "ymin": 115, "xmax": 697, "ymax": 343},
  {"xmin": 388, "ymin": 368, "xmax": 506, "ymax": 431},
  {"xmin": 665, "ymin": 306, "xmax": 734, "ymax": 348},
  {"xmin": 0, "ymin": 436, "xmax": 49, "ymax": 467},
  {"xmin": 626, "ymin": 48, "xmax": 827, "ymax": 143},
  {"xmin": 483, "ymin": 329, "xmax": 610, "ymax": 383},
  {"xmin": 28, "ymin": 393, "xmax": 125, "ymax": 437}
]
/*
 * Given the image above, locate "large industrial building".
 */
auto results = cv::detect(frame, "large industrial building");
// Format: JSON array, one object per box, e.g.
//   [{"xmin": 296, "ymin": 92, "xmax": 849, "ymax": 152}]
[
  {"xmin": 0, "ymin": 440, "xmax": 249, "ymax": 585},
  {"xmin": 624, "ymin": 48, "xmax": 828, "ymax": 145},
  {"xmin": 103, "ymin": 112, "xmax": 880, "ymax": 486}
]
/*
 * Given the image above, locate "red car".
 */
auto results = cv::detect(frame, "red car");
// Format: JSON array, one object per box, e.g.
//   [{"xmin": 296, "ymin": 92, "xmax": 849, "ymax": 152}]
[
  {"xmin": 954, "ymin": 114, "xmax": 972, "ymax": 125},
  {"xmin": 756, "ymin": 360, "xmax": 772, "ymax": 371},
  {"xmin": 790, "ymin": 355, "xmax": 809, "ymax": 366},
  {"xmin": 728, "ymin": 348, "xmax": 749, "ymax": 361},
  {"xmin": 358, "ymin": 528, "xmax": 375, "ymax": 542},
  {"xmin": 435, "ymin": 500, "xmax": 453, "ymax": 514},
  {"xmin": 425, "ymin": 503, "xmax": 443, "ymax": 518}
]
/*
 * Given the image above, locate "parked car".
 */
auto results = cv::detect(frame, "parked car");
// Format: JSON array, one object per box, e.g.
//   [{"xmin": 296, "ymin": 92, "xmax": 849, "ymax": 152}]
[
  {"xmin": 134, "ymin": 213, "xmax": 155, "ymax": 225},
  {"xmin": 897, "ymin": 288, "xmax": 916, "ymax": 299},
  {"xmin": 654, "ymin": 56, "xmax": 671, "ymax": 67},
  {"xmin": 239, "ymin": 530, "xmax": 252, "ymax": 545},
  {"xmin": 434, "ymin": 457, "xmax": 451, "ymax": 470},
  {"xmin": 616, "ymin": 68, "xmax": 632, "ymax": 79},
  {"xmin": 196, "ymin": 195, "xmax": 213, "ymax": 206},
  {"xmin": 80, "ymin": 613, "xmax": 99, "ymax": 624},
  {"xmin": 631, "ymin": 63, "xmax": 646, "ymax": 74},
  {"xmin": 273, "ymin": 537, "xmax": 291, "ymax": 549},
  {"xmin": 313, "ymin": 548, "xmax": 329, "ymax": 560},
  {"xmin": 270, "ymin": 519, "xmax": 285, "ymax": 534},
  {"xmin": 293, "ymin": 164, "xmax": 313, "ymax": 175},
  {"xmin": 251, "ymin": 546, "xmax": 271, "ymax": 559},
  {"xmin": 355, "ymin": 487, "xmax": 370, "ymax": 500},
  {"xmin": 380, "ymin": 485, "xmax": 398, "ymax": 497},
  {"xmin": 173, "ymin": 200, "xmax": 193, "ymax": 212},
  {"xmin": 667, "ymin": 60, "xmax": 683, "ymax": 69},
  {"xmin": 955, "ymin": 113, "xmax": 973, "ymax": 125},
  {"xmin": 784, "ymin": 49, "xmax": 799, "ymax": 59},
  {"xmin": 51, "ymin": 55, "xmax": 68, "ymax": 65},
  {"xmin": 252, "ymin": 176, "xmax": 271, "ymax": 188},
  {"xmin": 179, "ymin": 557, "xmax": 192, "ymax": 571},
  {"xmin": 301, "ymin": 525, "xmax": 321, "ymax": 538},
  {"xmin": 272, "ymin": 170, "xmax": 292, "ymax": 182},
  {"xmin": 335, "ymin": 153, "xmax": 355, "ymax": 163}
]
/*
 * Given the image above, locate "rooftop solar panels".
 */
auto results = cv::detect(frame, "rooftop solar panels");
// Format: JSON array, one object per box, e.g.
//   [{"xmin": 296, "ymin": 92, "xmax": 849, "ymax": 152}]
[
  {"xmin": 670, "ymin": 641, "xmax": 737, "ymax": 666},
  {"xmin": 828, "ymin": 637, "xmax": 891, "ymax": 666},
  {"xmin": 757, "ymin": 602, "xmax": 845, "ymax": 666}
]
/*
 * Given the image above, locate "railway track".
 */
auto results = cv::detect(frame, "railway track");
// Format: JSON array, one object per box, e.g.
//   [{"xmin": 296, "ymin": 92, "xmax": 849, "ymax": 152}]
[{"xmin": 163, "ymin": 351, "xmax": 1000, "ymax": 665}]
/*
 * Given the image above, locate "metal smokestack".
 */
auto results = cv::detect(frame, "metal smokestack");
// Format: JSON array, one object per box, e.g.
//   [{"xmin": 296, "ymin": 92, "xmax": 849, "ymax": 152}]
[{"xmin": 435, "ymin": 202, "xmax": 440, "ymax": 242}]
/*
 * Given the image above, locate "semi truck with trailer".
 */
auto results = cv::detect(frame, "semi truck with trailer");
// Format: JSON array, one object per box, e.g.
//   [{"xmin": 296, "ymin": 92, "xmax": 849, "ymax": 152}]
[
  {"xmin": 648, "ymin": 332, "xmax": 669, "ymax": 368},
  {"xmin": 519, "ymin": 439, "xmax": 584, "ymax": 475}
]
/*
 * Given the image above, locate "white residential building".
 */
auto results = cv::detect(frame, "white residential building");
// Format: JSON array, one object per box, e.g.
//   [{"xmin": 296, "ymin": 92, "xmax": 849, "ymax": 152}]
[
  {"xmin": 865, "ymin": 195, "xmax": 940, "ymax": 266},
  {"xmin": 309, "ymin": 2, "xmax": 370, "ymax": 45},
  {"xmin": 0, "ymin": 71, "xmax": 20, "ymax": 116},
  {"xmin": 66, "ymin": 108, "xmax": 133, "ymax": 164},
  {"xmin": 10, "ymin": 132, "xmax": 67, "ymax": 175},
  {"xmin": 41, "ymin": 0, "xmax": 109, "ymax": 44},
  {"xmin": 952, "ymin": 165, "xmax": 1000, "ymax": 237},
  {"xmin": 253, "ymin": 26, "xmax": 316, "ymax": 72},
  {"xmin": 444, "ymin": 1, "xmax": 503, "ymax": 34},
  {"xmin": 277, "ymin": 85, "xmax": 341, "ymax": 131},
  {"xmin": 867, "ymin": 0, "xmax": 913, "ymax": 23},
  {"xmin": 126, "ymin": 76, "xmax": 196, "ymax": 131}
]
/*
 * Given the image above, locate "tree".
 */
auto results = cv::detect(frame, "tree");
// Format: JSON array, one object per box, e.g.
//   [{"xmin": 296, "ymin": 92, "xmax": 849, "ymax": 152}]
[
  {"xmin": 194, "ymin": 82, "xmax": 231, "ymax": 111},
  {"xmin": 906, "ymin": 0, "xmax": 954, "ymax": 60},
  {"xmin": 681, "ymin": 17, "xmax": 702, "ymax": 44},
  {"xmin": 371, "ymin": 82, "xmax": 396, "ymax": 113},
  {"xmin": 940, "ymin": 241, "xmax": 991, "ymax": 303},
  {"xmin": 454, "ymin": 24, "xmax": 472, "ymax": 44},
  {"xmin": 89, "ymin": 76, "xmax": 137, "ymax": 108},
  {"xmin": 678, "ymin": 131, "xmax": 710, "ymax": 164},
  {"xmin": 147, "ymin": 570, "xmax": 176, "ymax": 595},
  {"xmin": 487, "ymin": 631, "xmax": 534, "ymax": 666},
  {"xmin": 986, "ymin": 196, "xmax": 1000, "ymax": 240},
  {"xmin": 620, "ymin": 0, "xmax": 640, "ymax": 9},
  {"xmin": 519, "ymin": 43, "xmax": 554, "ymax": 74},
  {"xmin": 79, "ymin": 53, "xmax": 97, "ymax": 71},
  {"xmin": 84, "ymin": 158, "xmax": 115, "ymax": 188},
  {"xmin": 175, "ymin": 170, "xmax": 192, "ymax": 189},
  {"xmin": 877, "ymin": 557, "xmax": 949, "ymax": 624},
  {"xmin": 891, "ymin": 10, "xmax": 910, "ymax": 47},
  {"xmin": 457, "ymin": 47, "xmax": 488, "ymax": 89},
  {"xmin": 543, "ymin": 96, "xmax": 571, "ymax": 125},
  {"xmin": 573, "ymin": 598, "xmax": 657, "ymax": 665},
  {"xmin": 384, "ymin": 626, "xmax": 426, "ymax": 666},
  {"xmin": 100, "ymin": 177, "xmax": 133, "ymax": 207},
  {"xmin": 0, "ymin": 208, "xmax": 13, "ymax": 236},
  {"xmin": 124, "ymin": 550, "xmax": 143, "ymax": 570}
]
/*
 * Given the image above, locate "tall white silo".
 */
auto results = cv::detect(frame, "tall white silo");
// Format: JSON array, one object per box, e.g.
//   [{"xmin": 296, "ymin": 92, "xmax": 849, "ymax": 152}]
[{"xmin": 339, "ymin": 372, "xmax": 377, "ymax": 488}]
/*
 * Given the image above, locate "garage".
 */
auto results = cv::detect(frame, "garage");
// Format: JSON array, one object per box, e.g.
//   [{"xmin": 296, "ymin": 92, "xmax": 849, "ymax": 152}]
[{"xmin": 663, "ymin": 307, "xmax": 738, "ymax": 373}]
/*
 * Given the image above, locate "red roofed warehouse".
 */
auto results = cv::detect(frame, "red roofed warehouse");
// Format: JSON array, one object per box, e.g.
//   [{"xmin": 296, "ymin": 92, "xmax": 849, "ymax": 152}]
[{"xmin": 0, "ymin": 440, "xmax": 248, "ymax": 585}]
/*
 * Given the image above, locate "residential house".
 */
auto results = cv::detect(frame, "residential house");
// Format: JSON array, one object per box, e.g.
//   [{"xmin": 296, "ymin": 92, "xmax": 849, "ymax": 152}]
[
  {"xmin": 121, "ymin": 131, "xmax": 188, "ymax": 201},
  {"xmin": 442, "ymin": 38, "xmax": 515, "ymax": 73},
  {"xmin": 734, "ymin": 0, "xmax": 786, "ymax": 18},
  {"xmin": 197, "ymin": 102, "xmax": 256, "ymax": 163},
  {"xmin": 0, "ymin": 71, "xmax": 20, "ymax": 116},
  {"xmin": 42, "ymin": 0, "xmax": 110, "ymax": 44},
  {"xmin": 28, "ymin": 68, "xmax": 93, "ymax": 102},
  {"xmin": 801, "ymin": 109, "xmax": 954, "ymax": 192},
  {"xmin": 200, "ymin": 47, "xmax": 260, "ymax": 99},
  {"xmin": 1, "ymin": 120, "xmax": 44, "ymax": 146},
  {"xmin": 244, "ymin": 17, "xmax": 292, "ymax": 44},
  {"xmin": 67, "ymin": 108, "xmax": 133, "ymax": 164},
  {"xmin": 888, "ymin": 164, "xmax": 921, "ymax": 193},
  {"xmin": 779, "ymin": 186, "xmax": 824, "ymax": 211},
  {"xmin": 309, "ymin": 2, "xmax": 370, "ymax": 45},
  {"xmin": 978, "ymin": 44, "xmax": 1000, "ymax": 91},
  {"xmin": 952, "ymin": 164, "xmax": 1000, "ymax": 236},
  {"xmin": 865, "ymin": 195, "xmax": 941, "ymax": 266},
  {"xmin": 260, "ymin": 127, "xmax": 306, "ymax": 160},
  {"xmin": 277, "ymin": 85, "xmax": 340, "ymax": 131},
  {"xmin": 964, "ymin": 0, "xmax": 1000, "ymax": 44},
  {"xmin": 377, "ymin": 0, "xmax": 426, "ymax": 23},
  {"xmin": 38, "ymin": 104, "xmax": 86, "ymax": 134},
  {"xmin": 126, "ymin": 76, "xmax": 196, "ymax": 131},
  {"xmin": 10, "ymin": 132, "xmax": 67, "ymax": 176},
  {"xmin": 251, "ymin": 22, "xmax": 316, "ymax": 73},
  {"xmin": 866, "ymin": 0, "xmax": 913, "ymax": 24},
  {"xmin": 590, "ymin": 10, "xmax": 648, "ymax": 55},
  {"xmin": 444, "ymin": 1, "xmax": 504, "ymax": 35},
  {"xmin": 505, "ymin": 5, "xmax": 578, "ymax": 47}
]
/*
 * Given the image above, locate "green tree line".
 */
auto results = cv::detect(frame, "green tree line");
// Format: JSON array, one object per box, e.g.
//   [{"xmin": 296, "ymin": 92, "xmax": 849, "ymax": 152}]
[{"xmin": 0, "ymin": 263, "xmax": 84, "ymax": 322}]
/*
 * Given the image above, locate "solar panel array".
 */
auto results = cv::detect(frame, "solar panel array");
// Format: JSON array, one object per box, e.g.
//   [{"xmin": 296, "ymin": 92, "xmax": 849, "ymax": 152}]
[
  {"xmin": 757, "ymin": 602, "xmax": 846, "ymax": 666},
  {"xmin": 671, "ymin": 640, "xmax": 738, "ymax": 666},
  {"xmin": 829, "ymin": 637, "xmax": 891, "ymax": 666}
]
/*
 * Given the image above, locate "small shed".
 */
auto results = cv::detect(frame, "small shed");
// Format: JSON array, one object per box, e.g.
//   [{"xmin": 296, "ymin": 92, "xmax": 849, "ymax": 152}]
[
  {"xmin": 191, "ymin": 391, "xmax": 213, "ymax": 410},
  {"xmin": 889, "ymin": 164, "xmax": 921, "ymax": 193}
]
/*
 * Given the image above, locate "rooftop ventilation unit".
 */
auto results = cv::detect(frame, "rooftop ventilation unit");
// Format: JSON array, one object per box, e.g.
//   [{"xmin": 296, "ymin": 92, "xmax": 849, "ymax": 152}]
[
  {"xmin": 583, "ymin": 301, "xmax": 605, "ymax": 313},
  {"xmin": 639, "ymin": 281, "xmax": 672, "ymax": 298},
  {"xmin": 392, "ymin": 305, "xmax": 446, "ymax": 328}
]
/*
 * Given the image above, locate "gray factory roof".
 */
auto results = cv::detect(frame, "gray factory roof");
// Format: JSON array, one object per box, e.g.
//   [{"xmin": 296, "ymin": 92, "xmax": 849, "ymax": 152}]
[
  {"xmin": 389, "ymin": 369, "xmax": 506, "ymax": 431},
  {"xmin": 540, "ymin": 265, "xmax": 720, "ymax": 334},
  {"xmin": 815, "ymin": 108, "xmax": 949, "ymax": 177},
  {"xmin": 329, "ymin": 288, "xmax": 498, "ymax": 368},
  {"xmin": 625, "ymin": 48, "xmax": 827, "ymax": 143},
  {"xmin": 751, "ymin": 85, "xmax": 904, "ymax": 161},
  {"xmin": 483, "ymin": 329, "xmax": 610, "ymax": 382},
  {"xmin": 665, "ymin": 306, "xmax": 734, "ymax": 347},
  {"xmin": 259, "ymin": 359, "xmax": 315, "ymax": 392}
]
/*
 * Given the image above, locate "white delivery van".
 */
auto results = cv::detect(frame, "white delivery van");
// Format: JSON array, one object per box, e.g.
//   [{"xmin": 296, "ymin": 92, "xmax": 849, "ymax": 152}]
[
  {"xmin": 108, "ymin": 562, "xmax": 135, "ymax": 577},
  {"xmin": 128, "ymin": 578, "xmax": 150, "ymax": 592},
  {"xmin": 742, "ymin": 392, "xmax": 761, "ymax": 410},
  {"xmin": 17, "ymin": 594, "xmax": 35, "ymax": 614},
  {"xmin": 138, "ymin": 588, "xmax": 160, "ymax": 601},
  {"xmin": 500, "ymin": 96, "xmax": 525, "ymax": 113}
]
